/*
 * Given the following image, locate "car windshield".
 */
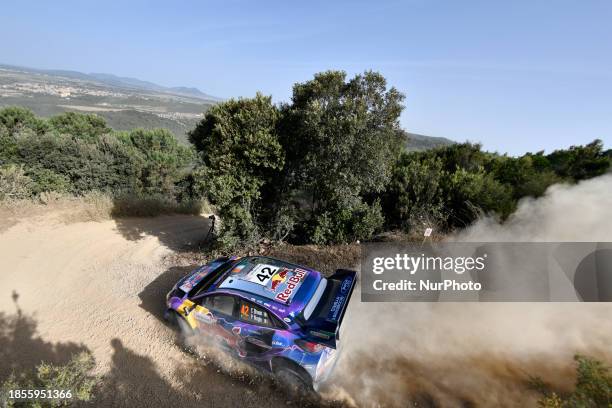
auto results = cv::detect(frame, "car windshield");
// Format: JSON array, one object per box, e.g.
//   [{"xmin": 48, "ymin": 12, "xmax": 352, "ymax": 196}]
[{"xmin": 190, "ymin": 260, "xmax": 235, "ymax": 296}]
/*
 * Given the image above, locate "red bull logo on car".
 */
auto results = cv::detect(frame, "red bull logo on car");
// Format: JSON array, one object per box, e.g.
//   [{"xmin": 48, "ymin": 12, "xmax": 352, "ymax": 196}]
[
  {"xmin": 275, "ymin": 268, "xmax": 308, "ymax": 304},
  {"xmin": 270, "ymin": 269, "xmax": 288, "ymax": 291}
]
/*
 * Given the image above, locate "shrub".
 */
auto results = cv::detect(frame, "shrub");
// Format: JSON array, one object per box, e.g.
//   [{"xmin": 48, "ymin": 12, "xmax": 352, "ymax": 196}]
[
  {"xmin": 447, "ymin": 168, "xmax": 515, "ymax": 225},
  {"xmin": 48, "ymin": 111, "xmax": 110, "ymax": 140},
  {"xmin": 383, "ymin": 153, "xmax": 447, "ymax": 232},
  {"xmin": 0, "ymin": 352, "xmax": 98, "ymax": 407},
  {"xmin": 309, "ymin": 200, "xmax": 384, "ymax": 245},
  {"xmin": 536, "ymin": 355, "xmax": 611, "ymax": 408},
  {"xmin": 0, "ymin": 106, "xmax": 47, "ymax": 136},
  {"xmin": 117, "ymin": 128, "xmax": 195, "ymax": 196},
  {"xmin": 0, "ymin": 164, "xmax": 33, "ymax": 200},
  {"xmin": 14, "ymin": 132, "xmax": 144, "ymax": 195},
  {"xmin": 26, "ymin": 167, "xmax": 71, "ymax": 195},
  {"xmin": 547, "ymin": 139, "xmax": 610, "ymax": 181}
]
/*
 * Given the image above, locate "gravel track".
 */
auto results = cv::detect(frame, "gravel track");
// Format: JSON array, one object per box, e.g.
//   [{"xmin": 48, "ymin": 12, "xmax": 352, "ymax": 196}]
[{"xmin": 0, "ymin": 215, "xmax": 319, "ymax": 407}]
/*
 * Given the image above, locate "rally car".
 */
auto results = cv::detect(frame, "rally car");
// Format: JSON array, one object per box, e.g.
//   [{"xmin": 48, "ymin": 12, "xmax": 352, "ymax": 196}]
[{"xmin": 164, "ymin": 256, "xmax": 356, "ymax": 391}]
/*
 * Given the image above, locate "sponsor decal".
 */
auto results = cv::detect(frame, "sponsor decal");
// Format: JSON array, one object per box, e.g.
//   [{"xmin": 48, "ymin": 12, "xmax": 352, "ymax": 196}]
[
  {"xmin": 231, "ymin": 264, "xmax": 246, "ymax": 273},
  {"xmin": 194, "ymin": 309, "xmax": 215, "ymax": 324},
  {"xmin": 270, "ymin": 269, "xmax": 288, "ymax": 291},
  {"xmin": 275, "ymin": 268, "xmax": 308, "ymax": 304},
  {"xmin": 327, "ymin": 295, "xmax": 345, "ymax": 321},
  {"xmin": 340, "ymin": 277, "xmax": 353, "ymax": 294},
  {"xmin": 179, "ymin": 266, "xmax": 210, "ymax": 293}
]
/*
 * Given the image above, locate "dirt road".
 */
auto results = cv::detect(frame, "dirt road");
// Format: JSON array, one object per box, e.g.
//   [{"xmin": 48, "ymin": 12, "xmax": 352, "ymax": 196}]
[{"xmin": 0, "ymin": 214, "xmax": 305, "ymax": 407}]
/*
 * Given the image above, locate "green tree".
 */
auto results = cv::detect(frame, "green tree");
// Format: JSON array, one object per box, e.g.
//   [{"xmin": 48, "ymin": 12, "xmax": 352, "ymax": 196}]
[
  {"xmin": 15, "ymin": 132, "xmax": 143, "ymax": 194},
  {"xmin": 491, "ymin": 155, "xmax": 561, "ymax": 200},
  {"xmin": 0, "ymin": 106, "xmax": 47, "ymax": 136},
  {"xmin": 383, "ymin": 152, "xmax": 447, "ymax": 232},
  {"xmin": 546, "ymin": 139, "xmax": 610, "ymax": 181},
  {"xmin": 537, "ymin": 355, "xmax": 611, "ymax": 408},
  {"xmin": 278, "ymin": 70, "xmax": 404, "ymax": 243},
  {"xmin": 118, "ymin": 128, "xmax": 194, "ymax": 196},
  {"xmin": 446, "ymin": 168, "xmax": 514, "ymax": 226},
  {"xmin": 189, "ymin": 93, "xmax": 283, "ymax": 248},
  {"xmin": 48, "ymin": 111, "xmax": 110, "ymax": 140}
]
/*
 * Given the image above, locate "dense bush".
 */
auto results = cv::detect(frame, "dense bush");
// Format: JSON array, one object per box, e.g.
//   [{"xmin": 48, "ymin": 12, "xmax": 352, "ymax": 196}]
[
  {"xmin": 382, "ymin": 153, "xmax": 447, "ymax": 231},
  {"xmin": 48, "ymin": 111, "xmax": 110, "ymax": 140},
  {"xmin": 547, "ymin": 139, "xmax": 610, "ymax": 181},
  {"xmin": 0, "ymin": 352, "xmax": 98, "ymax": 407},
  {"xmin": 0, "ymin": 107, "xmax": 197, "ymax": 207},
  {"xmin": 536, "ymin": 355, "xmax": 611, "ymax": 408},
  {"xmin": 117, "ymin": 128, "xmax": 195, "ymax": 196},
  {"xmin": 0, "ymin": 164, "xmax": 33, "ymax": 200},
  {"xmin": 383, "ymin": 140, "xmax": 610, "ymax": 233},
  {"xmin": 0, "ymin": 106, "xmax": 47, "ymax": 136}
]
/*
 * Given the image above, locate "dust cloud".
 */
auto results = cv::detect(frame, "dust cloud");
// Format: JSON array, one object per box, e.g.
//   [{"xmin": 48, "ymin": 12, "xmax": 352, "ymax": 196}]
[{"xmin": 325, "ymin": 174, "xmax": 612, "ymax": 407}]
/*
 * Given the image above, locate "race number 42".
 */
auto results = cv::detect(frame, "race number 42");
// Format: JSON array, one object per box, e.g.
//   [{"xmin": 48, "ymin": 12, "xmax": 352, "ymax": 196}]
[{"xmin": 246, "ymin": 264, "xmax": 280, "ymax": 286}]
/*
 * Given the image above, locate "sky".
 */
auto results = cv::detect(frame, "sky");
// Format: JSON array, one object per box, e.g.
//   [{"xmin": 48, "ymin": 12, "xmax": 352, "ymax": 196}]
[{"xmin": 1, "ymin": 0, "xmax": 611, "ymax": 155}]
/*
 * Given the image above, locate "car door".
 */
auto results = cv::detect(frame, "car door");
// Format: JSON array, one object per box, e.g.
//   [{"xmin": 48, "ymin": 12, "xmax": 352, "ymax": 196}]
[
  {"xmin": 234, "ymin": 298, "xmax": 282, "ymax": 358},
  {"xmin": 192, "ymin": 294, "xmax": 243, "ymax": 352}
]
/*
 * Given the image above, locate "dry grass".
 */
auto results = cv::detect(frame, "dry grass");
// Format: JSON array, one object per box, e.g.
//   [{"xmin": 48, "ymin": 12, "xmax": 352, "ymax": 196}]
[
  {"xmin": 0, "ymin": 192, "xmax": 211, "ymax": 232},
  {"xmin": 111, "ymin": 195, "xmax": 203, "ymax": 217},
  {"xmin": 0, "ymin": 192, "xmax": 110, "ymax": 231}
]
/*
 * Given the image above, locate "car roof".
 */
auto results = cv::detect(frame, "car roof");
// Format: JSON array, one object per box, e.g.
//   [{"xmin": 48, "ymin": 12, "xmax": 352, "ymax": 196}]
[{"xmin": 206, "ymin": 256, "xmax": 322, "ymax": 319}]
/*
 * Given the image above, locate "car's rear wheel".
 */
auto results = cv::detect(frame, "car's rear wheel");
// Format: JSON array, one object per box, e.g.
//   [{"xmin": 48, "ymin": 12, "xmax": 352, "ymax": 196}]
[{"xmin": 273, "ymin": 360, "xmax": 314, "ymax": 397}]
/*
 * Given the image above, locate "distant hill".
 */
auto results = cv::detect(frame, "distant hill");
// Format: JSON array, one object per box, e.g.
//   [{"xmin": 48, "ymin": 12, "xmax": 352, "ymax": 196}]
[
  {"xmin": 0, "ymin": 63, "xmax": 219, "ymax": 142},
  {"xmin": 405, "ymin": 132, "xmax": 455, "ymax": 151},
  {"xmin": 0, "ymin": 63, "xmax": 220, "ymax": 102}
]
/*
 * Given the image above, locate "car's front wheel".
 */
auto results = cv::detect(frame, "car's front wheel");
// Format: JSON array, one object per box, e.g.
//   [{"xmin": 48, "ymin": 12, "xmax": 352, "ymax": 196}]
[{"xmin": 170, "ymin": 311, "xmax": 194, "ymax": 341}]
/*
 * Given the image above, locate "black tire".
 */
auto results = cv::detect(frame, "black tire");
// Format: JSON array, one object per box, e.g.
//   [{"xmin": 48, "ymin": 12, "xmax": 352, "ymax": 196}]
[
  {"xmin": 171, "ymin": 312, "xmax": 195, "ymax": 345},
  {"xmin": 273, "ymin": 361, "xmax": 314, "ymax": 397}
]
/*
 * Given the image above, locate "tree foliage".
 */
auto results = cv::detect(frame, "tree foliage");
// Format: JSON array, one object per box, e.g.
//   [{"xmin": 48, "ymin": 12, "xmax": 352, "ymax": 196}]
[
  {"xmin": 0, "ymin": 107, "xmax": 196, "ymax": 201},
  {"xmin": 383, "ymin": 140, "xmax": 610, "ymax": 233},
  {"xmin": 277, "ymin": 70, "xmax": 404, "ymax": 243},
  {"xmin": 189, "ymin": 93, "xmax": 283, "ymax": 247},
  {"xmin": 537, "ymin": 355, "xmax": 611, "ymax": 408},
  {"xmin": 48, "ymin": 111, "xmax": 110, "ymax": 140},
  {"xmin": 0, "ymin": 106, "xmax": 47, "ymax": 136},
  {"xmin": 1, "ymin": 352, "xmax": 98, "ymax": 407},
  {"xmin": 118, "ymin": 128, "xmax": 194, "ymax": 196}
]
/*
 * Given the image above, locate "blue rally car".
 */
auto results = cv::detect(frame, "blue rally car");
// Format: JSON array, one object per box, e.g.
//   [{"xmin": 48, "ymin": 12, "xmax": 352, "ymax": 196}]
[{"xmin": 165, "ymin": 256, "xmax": 356, "ymax": 390}]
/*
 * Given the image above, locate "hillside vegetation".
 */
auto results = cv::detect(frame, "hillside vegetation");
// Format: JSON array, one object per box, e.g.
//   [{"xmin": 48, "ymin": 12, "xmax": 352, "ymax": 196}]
[{"xmin": 1, "ymin": 70, "xmax": 610, "ymax": 249}]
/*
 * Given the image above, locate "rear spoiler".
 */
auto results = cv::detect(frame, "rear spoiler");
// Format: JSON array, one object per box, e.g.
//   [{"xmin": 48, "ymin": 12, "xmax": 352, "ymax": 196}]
[{"xmin": 304, "ymin": 269, "xmax": 357, "ymax": 349}]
